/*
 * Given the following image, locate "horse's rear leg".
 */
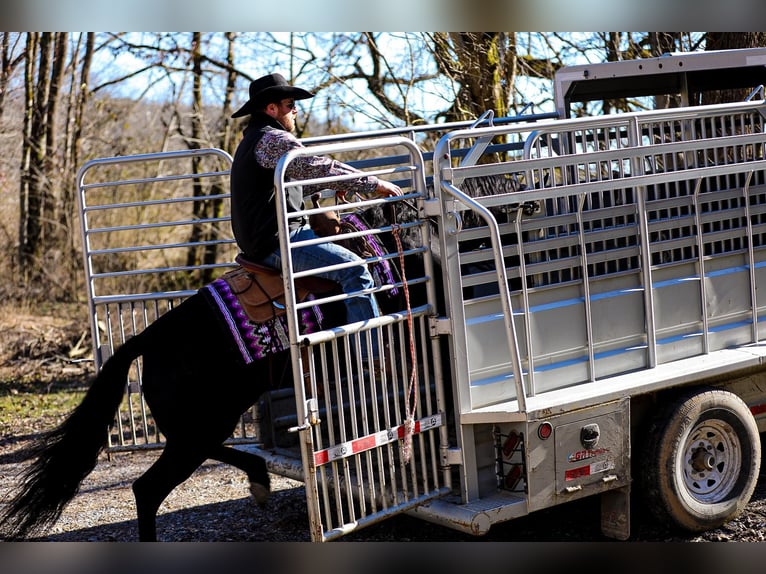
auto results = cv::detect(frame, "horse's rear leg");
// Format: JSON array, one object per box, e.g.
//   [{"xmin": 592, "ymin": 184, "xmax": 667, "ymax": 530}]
[
  {"xmin": 131, "ymin": 444, "xmax": 208, "ymax": 541},
  {"xmin": 209, "ymin": 445, "xmax": 270, "ymax": 505}
]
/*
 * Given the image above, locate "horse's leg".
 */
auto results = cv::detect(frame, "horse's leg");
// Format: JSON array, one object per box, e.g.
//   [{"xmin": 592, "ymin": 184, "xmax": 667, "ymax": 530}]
[
  {"xmin": 131, "ymin": 443, "xmax": 208, "ymax": 542},
  {"xmin": 209, "ymin": 445, "xmax": 270, "ymax": 505}
]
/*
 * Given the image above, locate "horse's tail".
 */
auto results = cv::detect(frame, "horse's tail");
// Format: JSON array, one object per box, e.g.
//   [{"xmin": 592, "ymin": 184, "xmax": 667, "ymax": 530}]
[{"xmin": 0, "ymin": 333, "xmax": 144, "ymax": 540}]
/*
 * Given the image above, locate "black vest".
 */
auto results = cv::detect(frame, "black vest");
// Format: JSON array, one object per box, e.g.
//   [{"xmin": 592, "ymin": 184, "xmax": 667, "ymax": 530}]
[{"xmin": 230, "ymin": 114, "xmax": 306, "ymax": 261}]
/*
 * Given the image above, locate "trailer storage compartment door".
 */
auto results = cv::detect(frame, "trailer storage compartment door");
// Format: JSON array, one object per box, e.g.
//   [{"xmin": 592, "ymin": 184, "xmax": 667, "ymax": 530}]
[{"xmin": 526, "ymin": 398, "xmax": 631, "ymax": 512}]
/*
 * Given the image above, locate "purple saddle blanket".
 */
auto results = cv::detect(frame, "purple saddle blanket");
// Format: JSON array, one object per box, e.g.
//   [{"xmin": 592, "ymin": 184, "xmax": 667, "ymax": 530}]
[{"xmin": 201, "ymin": 277, "xmax": 323, "ymax": 365}]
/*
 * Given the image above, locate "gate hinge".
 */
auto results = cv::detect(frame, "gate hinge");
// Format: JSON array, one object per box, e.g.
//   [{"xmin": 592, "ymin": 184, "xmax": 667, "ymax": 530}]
[
  {"xmin": 442, "ymin": 446, "xmax": 463, "ymax": 467},
  {"xmin": 429, "ymin": 316, "xmax": 451, "ymax": 337},
  {"xmin": 422, "ymin": 197, "xmax": 442, "ymax": 218}
]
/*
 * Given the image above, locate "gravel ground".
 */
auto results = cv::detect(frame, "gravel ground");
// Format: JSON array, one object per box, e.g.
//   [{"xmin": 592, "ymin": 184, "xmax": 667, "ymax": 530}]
[
  {"xmin": 2, "ymin": 307, "xmax": 766, "ymax": 543},
  {"xmin": 1, "ymin": 432, "xmax": 765, "ymax": 543}
]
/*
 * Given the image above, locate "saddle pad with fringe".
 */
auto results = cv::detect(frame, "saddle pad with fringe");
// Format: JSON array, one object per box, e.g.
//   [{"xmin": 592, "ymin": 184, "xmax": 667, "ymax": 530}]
[{"xmin": 201, "ymin": 276, "xmax": 323, "ymax": 365}]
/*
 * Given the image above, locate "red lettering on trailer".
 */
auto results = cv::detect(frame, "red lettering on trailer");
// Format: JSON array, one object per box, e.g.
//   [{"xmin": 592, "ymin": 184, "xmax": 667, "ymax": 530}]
[
  {"xmin": 751, "ymin": 403, "xmax": 766, "ymax": 416},
  {"xmin": 567, "ymin": 448, "xmax": 608, "ymax": 463},
  {"xmin": 313, "ymin": 413, "xmax": 442, "ymax": 467}
]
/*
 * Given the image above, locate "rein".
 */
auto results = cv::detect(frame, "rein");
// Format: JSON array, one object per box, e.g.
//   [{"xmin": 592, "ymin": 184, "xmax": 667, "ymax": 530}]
[
  {"xmin": 312, "ymin": 194, "xmax": 418, "ymax": 464},
  {"xmin": 387, "ymin": 202, "xmax": 418, "ymax": 464},
  {"xmin": 337, "ymin": 194, "xmax": 419, "ymax": 463}
]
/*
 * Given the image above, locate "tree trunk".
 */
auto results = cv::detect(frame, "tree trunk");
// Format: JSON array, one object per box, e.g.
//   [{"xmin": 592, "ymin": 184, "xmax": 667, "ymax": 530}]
[
  {"xmin": 185, "ymin": 33, "xmax": 207, "ymax": 280},
  {"xmin": 59, "ymin": 33, "xmax": 93, "ymax": 297},
  {"xmin": 19, "ymin": 32, "xmax": 50, "ymax": 283},
  {"xmin": 18, "ymin": 32, "xmax": 73, "ymax": 297},
  {"xmin": 0, "ymin": 33, "xmax": 24, "ymax": 122},
  {"xmin": 649, "ymin": 32, "xmax": 683, "ymax": 109},
  {"xmin": 184, "ymin": 33, "xmax": 228, "ymax": 284},
  {"xmin": 71, "ymin": 33, "xmax": 93, "ymax": 174},
  {"xmin": 43, "ymin": 33, "xmax": 67, "ymax": 245},
  {"xmin": 431, "ymin": 32, "xmax": 517, "ymax": 122}
]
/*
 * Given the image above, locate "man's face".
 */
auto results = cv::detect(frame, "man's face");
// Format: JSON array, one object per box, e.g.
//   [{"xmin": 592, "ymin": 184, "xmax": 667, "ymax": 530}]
[{"xmin": 273, "ymin": 98, "xmax": 297, "ymax": 132}]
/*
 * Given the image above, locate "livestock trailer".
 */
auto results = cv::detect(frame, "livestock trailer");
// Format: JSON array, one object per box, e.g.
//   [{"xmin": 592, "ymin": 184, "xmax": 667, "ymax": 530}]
[{"xmin": 77, "ymin": 48, "xmax": 766, "ymax": 541}]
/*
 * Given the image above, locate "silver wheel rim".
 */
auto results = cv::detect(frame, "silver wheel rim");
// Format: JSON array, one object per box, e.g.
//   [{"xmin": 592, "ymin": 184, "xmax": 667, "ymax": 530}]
[{"xmin": 681, "ymin": 419, "xmax": 741, "ymax": 503}]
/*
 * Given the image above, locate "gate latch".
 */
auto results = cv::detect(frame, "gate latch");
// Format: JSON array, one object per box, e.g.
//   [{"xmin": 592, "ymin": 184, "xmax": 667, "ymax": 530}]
[{"xmin": 288, "ymin": 398, "xmax": 321, "ymax": 432}]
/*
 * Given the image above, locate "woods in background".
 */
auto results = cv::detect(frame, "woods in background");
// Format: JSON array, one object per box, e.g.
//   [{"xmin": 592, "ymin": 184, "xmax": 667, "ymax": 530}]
[{"xmin": 2, "ymin": 32, "xmax": 762, "ymax": 303}]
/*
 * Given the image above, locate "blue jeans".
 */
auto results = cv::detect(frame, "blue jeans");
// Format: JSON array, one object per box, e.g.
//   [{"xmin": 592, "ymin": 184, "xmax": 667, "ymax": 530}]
[{"xmin": 260, "ymin": 224, "xmax": 380, "ymax": 356}]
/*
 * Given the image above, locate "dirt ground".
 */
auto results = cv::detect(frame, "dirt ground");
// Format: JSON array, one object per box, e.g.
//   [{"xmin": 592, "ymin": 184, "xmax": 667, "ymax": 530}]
[
  {"xmin": 0, "ymin": 303, "xmax": 92, "ymax": 386},
  {"xmin": 1, "ymin": 304, "xmax": 766, "ymax": 543}
]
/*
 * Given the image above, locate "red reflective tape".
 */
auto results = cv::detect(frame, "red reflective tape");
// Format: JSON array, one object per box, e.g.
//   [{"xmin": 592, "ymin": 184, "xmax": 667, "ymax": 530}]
[
  {"xmin": 565, "ymin": 459, "xmax": 615, "ymax": 481},
  {"xmin": 565, "ymin": 465, "xmax": 591, "ymax": 481},
  {"xmin": 353, "ymin": 435, "xmax": 377, "ymax": 452},
  {"xmin": 395, "ymin": 420, "xmax": 420, "ymax": 439},
  {"xmin": 751, "ymin": 403, "xmax": 766, "ymax": 416},
  {"xmin": 313, "ymin": 413, "xmax": 442, "ymax": 467},
  {"xmin": 315, "ymin": 450, "xmax": 330, "ymax": 466}
]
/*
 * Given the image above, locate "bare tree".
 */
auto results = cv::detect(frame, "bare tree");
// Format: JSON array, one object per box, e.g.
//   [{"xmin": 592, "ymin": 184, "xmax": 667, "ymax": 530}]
[
  {"xmin": 427, "ymin": 33, "xmax": 518, "ymax": 122},
  {"xmin": 0, "ymin": 33, "xmax": 25, "ymax": 122},
  {"xmin": 17, "ymin": 32, "xmax": 75, "ymax": 295},
  {"xmin": 183, "ymin": 32, "xmax": 232, "ymax": 283},
  {"xmin": 19, "ymin": 32, "xmax": 51, "ymax": 285}
]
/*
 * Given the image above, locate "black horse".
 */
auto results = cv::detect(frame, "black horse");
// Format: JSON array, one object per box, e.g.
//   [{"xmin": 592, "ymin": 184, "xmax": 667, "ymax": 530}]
[{"xmin": 0, "ymin": 203, "xmax": 424, "ymax": 542}]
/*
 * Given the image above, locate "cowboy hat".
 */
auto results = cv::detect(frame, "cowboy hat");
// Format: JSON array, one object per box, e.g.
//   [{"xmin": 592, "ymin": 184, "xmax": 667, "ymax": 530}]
[{"xmin": 231, "ymin": 73, "xmax": 314, "ymax": 118}]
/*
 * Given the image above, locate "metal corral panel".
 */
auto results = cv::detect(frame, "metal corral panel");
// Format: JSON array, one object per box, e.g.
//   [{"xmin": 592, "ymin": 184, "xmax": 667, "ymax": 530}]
[{"xmin": 76, "ymin": 149, "xmax": 240, "ymax": 449}]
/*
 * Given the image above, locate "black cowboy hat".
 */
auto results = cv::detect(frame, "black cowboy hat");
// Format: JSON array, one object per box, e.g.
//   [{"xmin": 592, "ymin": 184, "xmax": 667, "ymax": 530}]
[{"xmin": 231, "ymin": 73, "xmax": 314, "ymax": 118}]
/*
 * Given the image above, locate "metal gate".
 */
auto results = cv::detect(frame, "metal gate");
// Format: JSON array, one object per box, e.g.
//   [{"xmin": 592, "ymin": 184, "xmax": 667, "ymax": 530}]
[
  {"xmin": 77, "ymin": 148, "xmax": 243, "ymax": 450},
  {"xmin": 272, "ymin": 136, "xmax": 450, "ymax": 541}
]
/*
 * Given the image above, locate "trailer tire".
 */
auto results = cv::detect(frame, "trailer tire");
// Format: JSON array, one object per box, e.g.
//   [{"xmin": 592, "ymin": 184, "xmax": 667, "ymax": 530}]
[{"xmin": 640, "ymin": 387, "xmax": 761, "ymax": 532}]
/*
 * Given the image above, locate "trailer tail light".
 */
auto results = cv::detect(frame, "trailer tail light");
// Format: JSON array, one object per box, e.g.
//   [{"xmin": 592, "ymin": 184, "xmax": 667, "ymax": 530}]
[
  {"xmin": 504, "ymin": 464, "xmax": 523, "ymax": 490},
  {"xmin": 502, "ymin": 430, "xmax": 521, "ymax": 457},
  {"xmin": 538, "ymin": 421, "xmax": 553, "ymax": 440}
]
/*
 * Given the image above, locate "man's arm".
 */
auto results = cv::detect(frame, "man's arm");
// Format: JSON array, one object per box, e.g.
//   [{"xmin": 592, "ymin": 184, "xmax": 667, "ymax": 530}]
[{"xmin": 256, "ymin": 129, "xmax": 401, "ymax": 198}]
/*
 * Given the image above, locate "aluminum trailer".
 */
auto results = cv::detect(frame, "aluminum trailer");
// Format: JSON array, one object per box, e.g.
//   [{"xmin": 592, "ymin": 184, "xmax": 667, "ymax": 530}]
[{"xmin": 76, "ymin": 51, "xmax": 766, "ymax": 542}]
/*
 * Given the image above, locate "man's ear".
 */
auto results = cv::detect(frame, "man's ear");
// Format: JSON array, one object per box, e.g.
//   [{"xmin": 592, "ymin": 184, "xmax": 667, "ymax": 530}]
[{"xmin": 263, "ymin": 102, "xmax": 277, "ymax": 117}]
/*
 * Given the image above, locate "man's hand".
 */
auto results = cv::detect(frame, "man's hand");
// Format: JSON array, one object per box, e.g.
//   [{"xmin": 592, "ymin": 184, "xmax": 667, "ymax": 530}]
[
  {"xmin": 375, "ymin": 179, "xmax": 403, "ymax": 197},
  {"xmin": 309, "ymin": 209, "xmax": 341, "ymax": 237}
]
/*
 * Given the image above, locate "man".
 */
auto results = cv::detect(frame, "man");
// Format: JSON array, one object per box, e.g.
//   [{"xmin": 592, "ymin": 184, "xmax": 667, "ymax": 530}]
[{"xmin": 229, "ymin": 72, "xmax": 401, "ymax": 359}]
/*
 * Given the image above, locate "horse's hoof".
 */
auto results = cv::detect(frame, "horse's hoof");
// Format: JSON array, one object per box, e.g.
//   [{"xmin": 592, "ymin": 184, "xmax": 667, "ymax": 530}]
[{"xmin": 250, "ymin": 482, "xmax": 270, "ymax": 506}]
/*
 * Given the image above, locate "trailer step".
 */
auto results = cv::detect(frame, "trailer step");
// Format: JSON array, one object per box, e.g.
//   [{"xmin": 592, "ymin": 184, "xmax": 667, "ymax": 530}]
[{"xmin": 406, "ymin": 491, "xmax": 528, "ymax": 536}]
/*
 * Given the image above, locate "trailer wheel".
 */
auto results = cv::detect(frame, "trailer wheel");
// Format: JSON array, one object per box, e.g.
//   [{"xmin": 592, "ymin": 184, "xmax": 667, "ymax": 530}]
[{"xmin": 640, "ymin": 387, "xmax": 761, "ymax": 532}]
